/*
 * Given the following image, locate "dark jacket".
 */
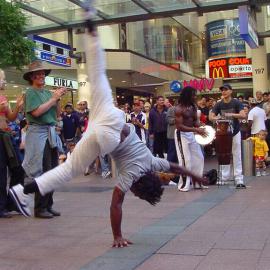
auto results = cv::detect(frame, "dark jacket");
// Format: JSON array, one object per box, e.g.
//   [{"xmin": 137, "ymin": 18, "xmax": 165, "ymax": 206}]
[
  {"xmin": 0, "ymin": 130, "xmax": 19, "ymax": 169},
  {"xmin": 149, "ymin": 106, "xmax": 167, "ymax": 135}
]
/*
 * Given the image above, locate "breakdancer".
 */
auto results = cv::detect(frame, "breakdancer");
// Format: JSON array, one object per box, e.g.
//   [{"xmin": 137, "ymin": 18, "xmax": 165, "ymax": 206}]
[{"xmin": 9, "ymin": 6, "xmax": 207, "ymax": 248}]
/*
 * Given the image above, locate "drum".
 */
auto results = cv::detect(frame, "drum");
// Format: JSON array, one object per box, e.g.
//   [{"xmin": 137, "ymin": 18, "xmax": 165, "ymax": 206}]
[
  {"xmin": 215, "ymin": 120, "xmax": 233, "ymax": 165},
  {"xmin": 195, "ymin": 125, "xmax": 216, "ymax": 146}
]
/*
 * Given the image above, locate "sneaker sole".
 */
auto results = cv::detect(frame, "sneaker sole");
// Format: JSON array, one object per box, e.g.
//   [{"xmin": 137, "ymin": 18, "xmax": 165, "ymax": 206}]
[{"xmin": 9, "ymin": 189, "xmax": 31, "ymax": 217}]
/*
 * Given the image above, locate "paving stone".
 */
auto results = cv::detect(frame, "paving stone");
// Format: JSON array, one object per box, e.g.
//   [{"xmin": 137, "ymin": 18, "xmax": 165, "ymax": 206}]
[
  {"xmin": 136, "ymin": 254, "xmax": 203, "ymax": 270},
  {"xmin": 196, "ymin": 249, "xmax": 260, "ymax": 270},
  {"xmin": 214, "ymin": 238, "xmax": 265, "ymax": 250},
  {"xmin": 256, "ymin": 258, "xmax": 270, "ymax": 270},
  {"xmin": 261, "ymin": 243, "xmax": 270, "ymax": 258},
  {"xmin": 158, "ymin": 239, "xmax": 215, "ymax": 256}
]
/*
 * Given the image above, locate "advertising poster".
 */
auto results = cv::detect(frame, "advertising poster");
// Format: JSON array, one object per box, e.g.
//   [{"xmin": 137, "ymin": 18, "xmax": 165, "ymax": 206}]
[
  {"xmin": 206, "ymin": 19, "xmax": 246, "ymax": 58},
  {"xmin": 208, "ymin": 57, "xmax": 252, "ymax": 79}
]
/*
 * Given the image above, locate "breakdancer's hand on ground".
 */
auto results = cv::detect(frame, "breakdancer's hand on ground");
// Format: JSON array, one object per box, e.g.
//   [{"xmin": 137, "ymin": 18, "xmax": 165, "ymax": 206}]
[{"xmin": 112, "ymin": 237, "xmax": 133, "ymax": 248}]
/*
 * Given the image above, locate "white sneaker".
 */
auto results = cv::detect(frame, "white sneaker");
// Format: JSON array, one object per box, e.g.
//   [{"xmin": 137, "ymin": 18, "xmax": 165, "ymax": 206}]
[
  {"xmin": 9, "ymin": 184, "xmax": 32, "ymax": 217},
  {"xmin": 102, "ymin": 171, "xmax": 112, "ymax": 179},
  {"xmin": 179, "ymin": 187, "xmax": 190, "ymax": 192},
  {"xmin": 261, "ymin": 171, "xmax": 268, "ymax": 176},
  {"xmin": 168, "ymin": 181, "xmax": 177, "ymax": 186},
  {"xmin": 256, "ymin": 171, "xmax": 261, "ymax": 177},
  {"xmin": 194, "ymin": 183, "xmax": 209, "ymax": 189},
  {"xmin": 216, "ymin": 180, "xmax": 225, "ymax": 185}
]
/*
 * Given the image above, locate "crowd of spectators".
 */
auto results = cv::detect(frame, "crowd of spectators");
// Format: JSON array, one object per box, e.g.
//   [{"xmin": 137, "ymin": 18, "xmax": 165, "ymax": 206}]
[{"xmin": 1, "ymin": 66, "xmax": 270, "ymax": 217}]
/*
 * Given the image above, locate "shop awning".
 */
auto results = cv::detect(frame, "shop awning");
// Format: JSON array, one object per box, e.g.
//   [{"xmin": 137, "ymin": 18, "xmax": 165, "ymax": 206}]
[{"xmin": 10, "ymin": 0, "xmax": 255, "ymax": 34}]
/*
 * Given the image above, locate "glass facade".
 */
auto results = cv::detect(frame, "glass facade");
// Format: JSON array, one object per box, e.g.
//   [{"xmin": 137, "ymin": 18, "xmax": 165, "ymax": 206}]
[
  {"xmin": 17, "ymin": 0, "xmax": 249, "ymax": 33},
  {"xmin": 126, "ymin": 18, "xmax": 204, "ymax": 76}
]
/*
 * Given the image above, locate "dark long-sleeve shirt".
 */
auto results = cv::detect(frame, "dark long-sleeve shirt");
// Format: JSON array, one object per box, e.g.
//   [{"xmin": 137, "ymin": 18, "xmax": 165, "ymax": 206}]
[{"xmin": 149, "ymin": 106, "xmax": 167, "ymax": 135}]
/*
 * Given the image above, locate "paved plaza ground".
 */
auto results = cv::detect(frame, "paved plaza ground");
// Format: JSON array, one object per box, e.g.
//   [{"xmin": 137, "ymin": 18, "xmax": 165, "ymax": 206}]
[{"xmin": 1, "ymin": 158, "xmax": 270, "ymax": 270}]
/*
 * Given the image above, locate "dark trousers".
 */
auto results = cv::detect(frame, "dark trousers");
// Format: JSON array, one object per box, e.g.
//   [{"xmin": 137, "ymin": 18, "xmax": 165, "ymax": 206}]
[
  {"xmin": 167, "ymin": 138, "xmax": 178, "ymax": 163},
  {"xmin": 34, "ymin": 141, "xmax": 58, "ymax": 213},
  {"xmin": 153, "ymin": 131, "xmax": 167, "ymax": 158},
  {"xmin": 0, "ymin": 139, "xmax": 24, "ymax": 213}
]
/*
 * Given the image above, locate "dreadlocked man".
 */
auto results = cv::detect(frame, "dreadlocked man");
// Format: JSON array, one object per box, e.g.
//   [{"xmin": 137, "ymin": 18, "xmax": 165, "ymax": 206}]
[{"xmin": 175, "ymin": 86, "xmax": 207, "ymax": 192}]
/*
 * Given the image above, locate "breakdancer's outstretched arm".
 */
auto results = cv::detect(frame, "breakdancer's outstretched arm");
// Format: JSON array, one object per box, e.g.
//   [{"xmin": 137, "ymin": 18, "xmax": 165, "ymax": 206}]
[{"xmin": 110, "ymin": 162, "xmax": 207, "ymax": 247}]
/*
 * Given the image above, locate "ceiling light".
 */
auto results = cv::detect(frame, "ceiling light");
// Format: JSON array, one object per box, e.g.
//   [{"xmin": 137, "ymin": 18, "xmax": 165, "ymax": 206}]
[
  {"xmin": 121, "ymin": 80, "xmax": 126, "ymax": 83},
  {"xmin": 13, "ymin": 85, "xmax": 19, "ymax": 88},
  {"xmin": 109, "ymin": 77, "xmax": 112, "ymax": 80}
]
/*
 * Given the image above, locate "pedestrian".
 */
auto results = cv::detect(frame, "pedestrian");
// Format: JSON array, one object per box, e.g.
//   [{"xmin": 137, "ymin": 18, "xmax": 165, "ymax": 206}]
[
  {"xmin": 210, "ymin": 84, "xmax": 246, "ymax": 188},
  {"xmin": 0, "ymin": 69, "xmax": 25, "ymax": 218},
  {"xmin": 175, "ymin": 86, "xmax": 207, "ymax": 192},
  {"xmin": 62, "ymin": 103, "xmax": 81, "ymax": 145},
  {"xmin": 129, "ymin": 100, "xmax": 146, "ymax": 143},
  {"xmin": 248, "ymin": 98, "xmax": 266, "ymax": 136},
  {"xmin": 247, "ymin": 130, "xmax": 269, "ymax": 176},
  {"xmin": 21, "ymin": 60, "xmax": 67, "ymax": 218},
  {"xmin": 149, "ymin": 96, "xmax": 167, "ymax": 158}
]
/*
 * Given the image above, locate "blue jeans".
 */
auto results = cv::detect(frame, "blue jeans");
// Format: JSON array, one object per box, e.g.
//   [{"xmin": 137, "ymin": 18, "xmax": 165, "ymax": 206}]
[{"xmin": 99, "ymin": 155, "xmax": 110, "ymax": 173}]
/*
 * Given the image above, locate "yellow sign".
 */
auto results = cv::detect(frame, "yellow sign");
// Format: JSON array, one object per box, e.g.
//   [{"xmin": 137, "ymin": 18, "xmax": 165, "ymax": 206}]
[{"xmin": 212, "ymin": 67, "xmax": 225, "ymax": 79}]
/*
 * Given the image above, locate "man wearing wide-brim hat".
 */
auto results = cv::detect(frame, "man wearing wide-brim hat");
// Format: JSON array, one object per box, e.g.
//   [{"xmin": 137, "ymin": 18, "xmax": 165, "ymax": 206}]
[
  {"xmin": 22, "ymin": 60, "xmax": 67, "ymax": 219},
  {"xmin": 23, "ymin": 60, "xmax": 51, "ymax": 82}
]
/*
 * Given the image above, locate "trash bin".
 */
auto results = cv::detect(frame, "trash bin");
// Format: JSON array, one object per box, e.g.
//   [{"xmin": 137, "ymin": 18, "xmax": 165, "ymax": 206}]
[{"xmin": 241, "ymin": 139, "xmax": 254, "ymax": 176}]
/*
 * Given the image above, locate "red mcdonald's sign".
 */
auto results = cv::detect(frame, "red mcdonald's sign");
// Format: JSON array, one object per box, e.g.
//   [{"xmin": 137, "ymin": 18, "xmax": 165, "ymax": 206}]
[
  {"xmin": 212, "ymin": 67, "xmax": 226, "ymax": 78},
  {"xmin": 208, "ymin": 57, "xmax": 252, "ymax": 79}
]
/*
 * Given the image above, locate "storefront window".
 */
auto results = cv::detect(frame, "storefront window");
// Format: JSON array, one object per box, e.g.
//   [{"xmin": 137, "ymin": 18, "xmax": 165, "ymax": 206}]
[{"xmin": 126, "ymin": 17, "xmax": 204, "ymax": 76}]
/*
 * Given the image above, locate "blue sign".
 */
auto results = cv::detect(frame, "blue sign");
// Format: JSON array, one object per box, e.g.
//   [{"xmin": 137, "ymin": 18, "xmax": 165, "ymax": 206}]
[
  {"xmin": 206, "ymin": 19, "xmax": 246, "ymax": 58},
  {"xmin": 170, "ymin": 80, "xmax": 182, "ymax": 93},
  {"xmin": 30, "ymin": 35, "xmax": 72, "ymax": 67},
  {"xmin": 37, "ymin": 52, "xmax": 71, "ymax": 67},
  {"xmin": 239, "ymin": 5, "xmax": 259, "ymax": 49}
]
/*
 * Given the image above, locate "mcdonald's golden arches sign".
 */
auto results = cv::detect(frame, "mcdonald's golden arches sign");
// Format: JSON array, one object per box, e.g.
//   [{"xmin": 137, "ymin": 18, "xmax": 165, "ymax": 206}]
[{"xmin": 208, "ymin": 57, "xmax": 252, "ymax": 79}]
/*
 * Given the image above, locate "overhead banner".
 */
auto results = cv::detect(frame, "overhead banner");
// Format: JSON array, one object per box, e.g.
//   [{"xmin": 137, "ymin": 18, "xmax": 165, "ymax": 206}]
[
  {"xmin": 239, "ymin": 5, "xmax": 259, "ymax": 49},
  {"xmin": 206, "ymin": 19, "xmax": 246, "ymax": 58},
  {"xmin": 208, "ymin": 57, "xmax": 252, "ymax": 79},
  {"xmin": 30, "ymin": 35, "xmax": 72, "ymax": 67}
]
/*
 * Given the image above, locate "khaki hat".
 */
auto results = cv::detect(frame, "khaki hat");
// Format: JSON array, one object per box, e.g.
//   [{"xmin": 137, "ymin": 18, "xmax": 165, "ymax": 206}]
[{"xmin": 23, "ymin": 60, "xmax": 51, "ymax": 81}]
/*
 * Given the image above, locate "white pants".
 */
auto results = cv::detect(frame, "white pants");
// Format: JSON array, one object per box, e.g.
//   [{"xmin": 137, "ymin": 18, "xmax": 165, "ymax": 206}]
[
  {"xmin": 220, "ymin": 131, "xmax": 244, "ymax": 184},
  {"xmin": 35, "ymin": 34, "xmax": 125, "ymax": 195},
  {"xmin": 175, "ymin": 131, "xmax": 204, "ymax": 190}
]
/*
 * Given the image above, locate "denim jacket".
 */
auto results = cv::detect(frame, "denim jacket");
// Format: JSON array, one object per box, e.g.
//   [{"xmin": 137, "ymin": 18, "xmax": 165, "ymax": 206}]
[{"xmin": 22, "ymin": 125, "xmax": 62, "ymax": 177}]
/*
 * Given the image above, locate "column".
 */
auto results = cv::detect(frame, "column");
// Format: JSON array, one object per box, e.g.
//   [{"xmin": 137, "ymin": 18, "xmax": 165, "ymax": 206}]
[
  {"xmin": 77, "ymin": 61, "xmax": 91, "ymax": 105},
  {"xmin": 251, "ymin": 45, "xmax": 269, "ymax": 96}
]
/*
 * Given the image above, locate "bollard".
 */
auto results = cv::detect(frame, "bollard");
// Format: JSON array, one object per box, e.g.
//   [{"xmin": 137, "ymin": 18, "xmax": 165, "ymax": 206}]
[{"xmin": 241, "ymin": 139, "xmax": 254, "ymax": 176}]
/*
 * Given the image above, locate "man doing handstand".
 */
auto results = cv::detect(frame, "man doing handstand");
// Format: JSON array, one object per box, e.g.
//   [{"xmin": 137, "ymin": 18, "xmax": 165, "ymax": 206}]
[{"xmin": 9, "ymin": 12, "xmax": 206, "ymax": 248}]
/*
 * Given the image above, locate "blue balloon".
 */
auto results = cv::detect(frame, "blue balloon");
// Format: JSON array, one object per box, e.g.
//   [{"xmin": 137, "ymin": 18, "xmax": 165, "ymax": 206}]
[{"xmin": 170, "ymin": 80, "xmax": 182, "ymax": 93}]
